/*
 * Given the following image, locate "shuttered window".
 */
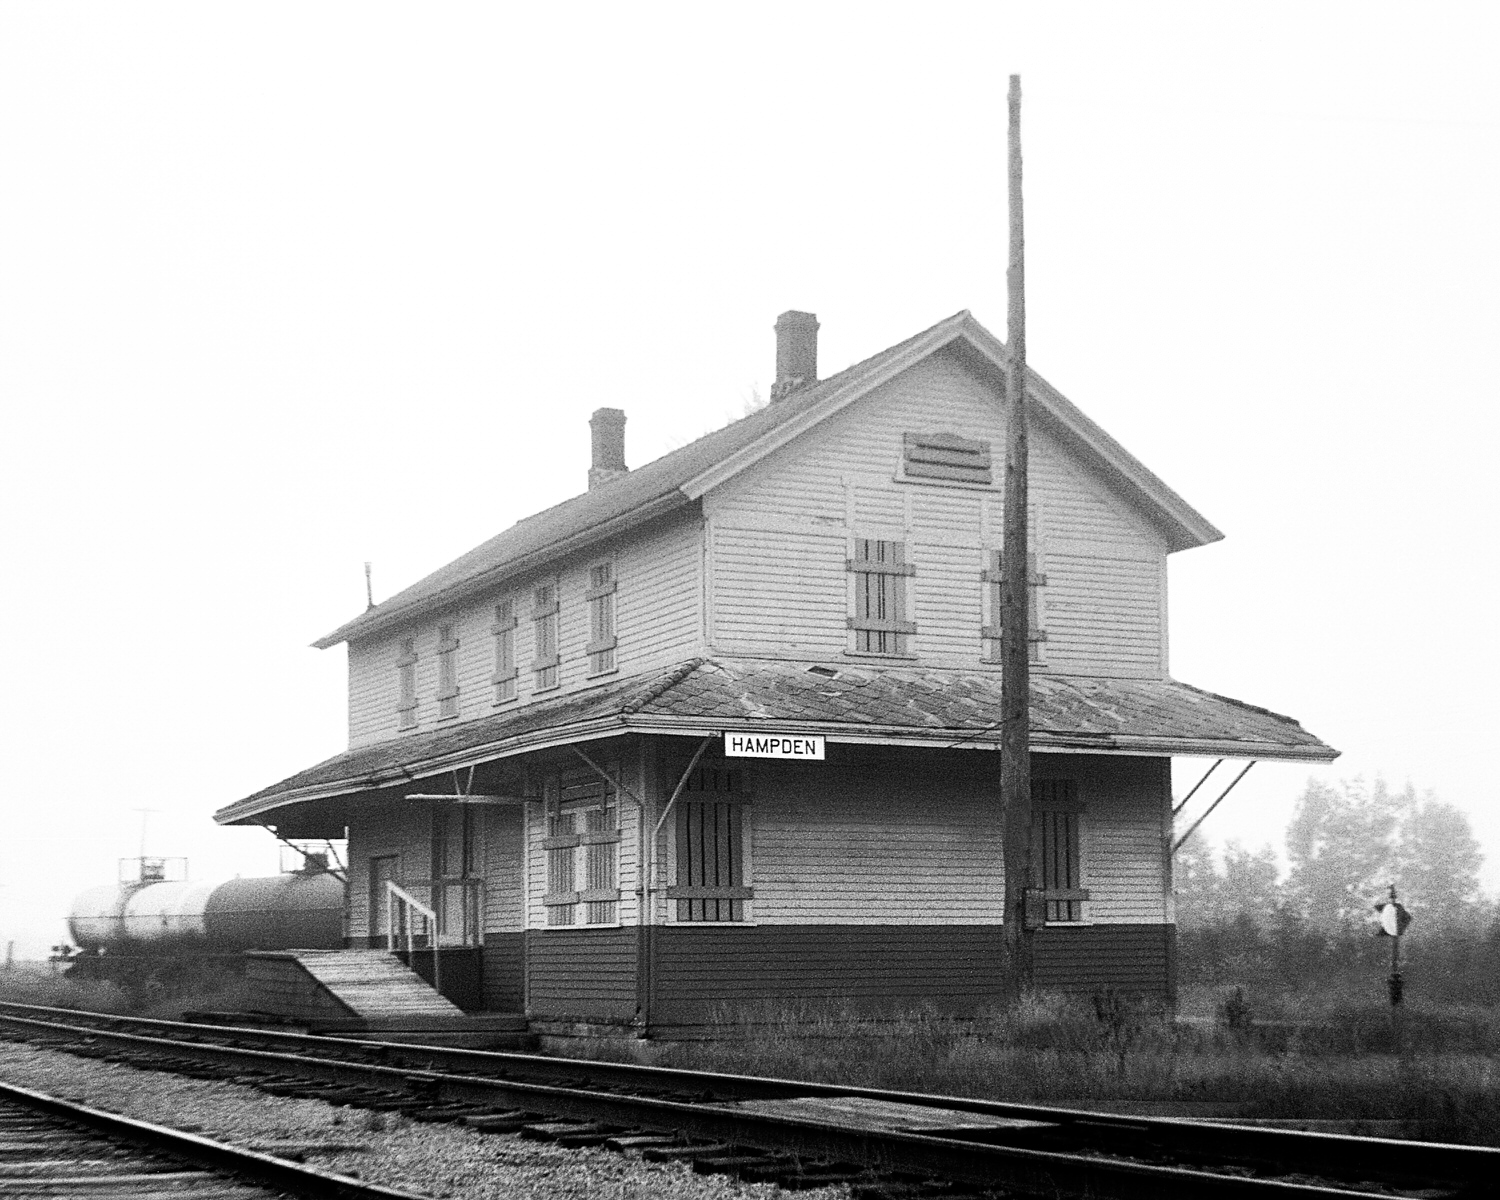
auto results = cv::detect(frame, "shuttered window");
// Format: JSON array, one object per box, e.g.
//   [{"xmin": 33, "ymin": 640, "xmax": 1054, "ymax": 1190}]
[
  {"xmin": 982, "ymin": 549, "xmax": 1046, "ymax": 663},
  {"xmin": 902, "ymin": 431, "xmax": 992, "ymax": 485},
  {"xmin": 491, "ymin": 599, "xmax": 517, "ymax": 704},
  {"xmin": 396, "ymin": 638, "xmax": 418, "ymax": 730},
  {"xmin": 586, "ymin": 562, "xmax": 617, "ymax": 676},
  {"xmin": 436, "ymin": 623, "xmax": 459, "ymax": 719},
  {"xmin": 541, "ymin": 767, "xmax": 620, "ymax": 927},
  {"xmin": 848, "ymin": 538, "xmax": 916, "ymax": 655},
  {"xmin": 1031, "ymin": 779, "xmax": 1089, "ymax": 923},
  {"xmin": 532, "ymin": 582, "xmax": 559, "ymax": 691},
  {"xmin": 667, "ymin": 764, "xmax": 752, "ymax": 922},
  {"xmin": 544, "ymin": 804, "xmax": 576, "ymax": 927}
]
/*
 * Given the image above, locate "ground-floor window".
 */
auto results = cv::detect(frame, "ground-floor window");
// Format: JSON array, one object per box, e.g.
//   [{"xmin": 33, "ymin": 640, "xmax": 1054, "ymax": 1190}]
[
  {"xmin": 668, "ymin": 763, "xmax": 753, "ymax": 922},
  {"xmin": 1031, "ymin": 778, "xmax": 1088, "ymax": 922},
  {"xmin": 542, "ymin": 765, "xmax": 620, "ymax": 926}
]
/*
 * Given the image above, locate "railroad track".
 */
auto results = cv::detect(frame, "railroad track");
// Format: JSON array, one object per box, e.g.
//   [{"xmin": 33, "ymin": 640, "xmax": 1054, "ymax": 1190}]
[
  {"xmin": 0, "ymin": 1000, "xmax": 1491, "ymax": 1199},
  {"xmin": 0, "ymin": 1076, "xmax": 424, "ymax": 1198}
]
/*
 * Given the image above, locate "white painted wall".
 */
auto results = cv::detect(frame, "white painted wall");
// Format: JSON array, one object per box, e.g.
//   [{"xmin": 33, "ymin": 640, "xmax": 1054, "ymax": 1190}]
[
  {"xmin": 703, "ymin": 350, "xmax": 1171, "ymax": 677},
  {"xmin": 346, "ymin": 511, "xmax": 703, "ymax": 748}
]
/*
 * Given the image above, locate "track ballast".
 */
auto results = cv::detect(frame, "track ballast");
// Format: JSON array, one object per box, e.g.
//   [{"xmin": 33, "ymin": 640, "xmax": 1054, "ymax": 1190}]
[{"xmin": 0, "ymin": 1000, "xmax": 1491, "ymax": 1200}]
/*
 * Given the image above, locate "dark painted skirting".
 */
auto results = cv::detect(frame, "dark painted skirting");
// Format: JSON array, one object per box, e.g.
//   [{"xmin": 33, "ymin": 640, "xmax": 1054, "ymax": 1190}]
[
  {"xmin": 526, "ymin": 927, "xmax": 641, "ymax": 1022},
  {"xmin": 398, "ymin": 947, "xmax": 483, "ymax": 1012},
  {"xmin": 646, "ymin": 924, "xmax": 1174, "ymax": 1030},
  {"xmin": 352, "ymin": 925, "xmax": 1175, "ymax": 1025},
  {"xmin": 481, "ymin": 934, "xmax": 525, "ymax": 1013}
]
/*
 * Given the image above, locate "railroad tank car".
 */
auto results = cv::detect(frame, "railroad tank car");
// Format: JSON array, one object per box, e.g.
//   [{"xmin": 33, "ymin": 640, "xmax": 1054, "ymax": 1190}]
[{"xmin": 68, "ymin": 870, "xmax": 345, "ymax": 955}]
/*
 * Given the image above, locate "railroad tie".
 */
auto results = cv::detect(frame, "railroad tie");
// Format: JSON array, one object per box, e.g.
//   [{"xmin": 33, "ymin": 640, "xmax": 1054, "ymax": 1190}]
[
  {"xmin": 518, "ymin": 1119, "xmax": 623, "ymax": 1147},
  {"xmin": 691, "ymin": 1150, "xmax": 797, "ymax": 1178},
  {"xmin": 462, "ymin": 1111, "xmax": 534, "ymax": 1133},
  {"xmin": 641, "ymin": 1142, "xmax": 732, "ymax": 1162}
]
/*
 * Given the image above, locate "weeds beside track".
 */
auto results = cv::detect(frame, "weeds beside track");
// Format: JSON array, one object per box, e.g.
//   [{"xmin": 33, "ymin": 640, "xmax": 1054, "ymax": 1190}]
[{"xmin": 0, "ymin": 1001, "xmax": 1494, "ymax": 1199}]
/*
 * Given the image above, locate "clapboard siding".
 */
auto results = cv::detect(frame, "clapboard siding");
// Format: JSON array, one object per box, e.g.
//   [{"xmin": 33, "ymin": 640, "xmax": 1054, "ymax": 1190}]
[
  {"xmin": 526, "ymin": 928, "xmax": 639, "ymax": 1020},
  {"xmin": 483, "ymin": 807, "xmax": 524, "ymax": 933},
  {"xmin": 740, "ymin": 751, "xmax": 1167, "ymax": 926},
  {"xmin": 346, "ymin": 512, "xmax": 703, "ymax": 748},
  {"xmin": 1063, "ymin": 755, "xmax": 1172, "ymax": 924},
  {"xmin": 749, "ymin": 756, "xmax": 1005, "ymax": 925},
  {"xmin": 710, "ymin": 525, "xmax": 847, "ymax": 657},
  {"xmin": 649, "ymin": 923, "xmax": 1171, "ymax": 1026},
  {"xmin": 1032, "ymin": 924, "xmax": 1173, "ymax": 992},
  {"xmin": 703, "ymin": 351, "xmax": 1169, "ymax": 676},
  {"xmin": 481, "ymin": 934, "xmax": 524, "ymax": 1012},
  {"xmin": 651, "ymin": 925, "xmax": 1004, "ymax": 1026},
  {"xmin": 346, "ymin": 799, "xmax": 433, "ymax": 939}
]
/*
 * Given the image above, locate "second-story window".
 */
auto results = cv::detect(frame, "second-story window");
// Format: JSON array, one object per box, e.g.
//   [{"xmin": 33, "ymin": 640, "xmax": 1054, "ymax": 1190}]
[
  {"xmin": 491, "ymin": 599, "xmax": 518, "ymax": 704},
  {"xmin": 396, "ymin": 637, "xmax": 418, "ymax": 730},
  {"xmin": 982, "ymin": 549, "xmax": 1047, "ymax": 663},
  {"xmin": 847, "ymin": 538, "xmax": 916, "ymax": 655},
  {"xmin": 533, "ymin": 582, "xmax": 559, "ymax": 691},
  {"xmin": 586, "ymin": 562, "xmax": 617, "ymax": 676},
  {"xmin": 436, "ymin": 623, "xmax": 459, "ymax": 719}
]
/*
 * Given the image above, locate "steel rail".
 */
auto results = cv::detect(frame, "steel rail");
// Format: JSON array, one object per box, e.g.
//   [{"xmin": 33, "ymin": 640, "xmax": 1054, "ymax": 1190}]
[
  {"xmin": 0, "ymin": 998, "xmax": 1489, "ymax": 1194},
  {"xmin": 0, "ymin": 1007, "xmax": 1480, "ymax": 1199},
  {"xmin": 0, "ymin": 1077, "xmax": 426, "ymax": 1199}
]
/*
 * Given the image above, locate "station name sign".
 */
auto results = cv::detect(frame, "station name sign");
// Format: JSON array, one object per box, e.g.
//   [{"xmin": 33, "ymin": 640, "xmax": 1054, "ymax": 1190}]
[{"xmin": 724, "ymin": 733, "xmax": 825, "ymax": 760}]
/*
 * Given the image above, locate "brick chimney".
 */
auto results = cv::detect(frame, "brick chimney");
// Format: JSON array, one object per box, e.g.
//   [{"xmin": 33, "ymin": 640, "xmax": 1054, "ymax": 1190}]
[
  {"xmin": 772, "ymin": 311, "xmax": 819, "ymax": 400},
  {"xmin": 588, "ymin": 408, "xmax": 628, "ymax": 490}
]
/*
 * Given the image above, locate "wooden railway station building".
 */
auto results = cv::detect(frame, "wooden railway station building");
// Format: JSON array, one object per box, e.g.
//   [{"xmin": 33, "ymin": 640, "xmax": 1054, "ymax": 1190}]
[{"xmin": 215, "ymin": 310, "xmax": 1337, "ymax": 1034}]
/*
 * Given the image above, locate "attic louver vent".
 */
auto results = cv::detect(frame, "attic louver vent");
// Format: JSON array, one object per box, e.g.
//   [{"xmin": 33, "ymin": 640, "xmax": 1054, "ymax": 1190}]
[{"xmin": 902, "ymin": 432, "xmax": 992, "ymax": 485}]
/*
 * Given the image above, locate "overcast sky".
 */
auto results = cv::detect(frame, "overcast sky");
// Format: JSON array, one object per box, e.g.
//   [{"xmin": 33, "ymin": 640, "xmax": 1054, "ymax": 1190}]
[{"xmin": 2, "ymin": 3, "xmax": 1496, "ymax": 957}]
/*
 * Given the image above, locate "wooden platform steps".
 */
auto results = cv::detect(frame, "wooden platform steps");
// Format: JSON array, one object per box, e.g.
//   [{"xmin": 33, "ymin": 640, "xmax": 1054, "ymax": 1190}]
[
  {"xmin": 283, "ymin": 949, "xmax": 464, "ymax": 1020},
  {"xmin": 244, "ymin": 949, "xmax": 535, "ymax": 1049}
]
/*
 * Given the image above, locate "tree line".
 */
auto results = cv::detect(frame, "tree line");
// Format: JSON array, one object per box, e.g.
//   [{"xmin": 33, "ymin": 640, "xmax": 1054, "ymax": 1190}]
[{"xmin": 1175, "ymin": 779, "xmax": 1498, "ymax": 1000}]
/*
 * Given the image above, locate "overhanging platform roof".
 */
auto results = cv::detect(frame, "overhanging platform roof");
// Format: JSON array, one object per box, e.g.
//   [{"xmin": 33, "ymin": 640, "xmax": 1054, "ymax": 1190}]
[{"xmin": 215, "ymin": 658, "xmax": 1338, "ymax": 829}]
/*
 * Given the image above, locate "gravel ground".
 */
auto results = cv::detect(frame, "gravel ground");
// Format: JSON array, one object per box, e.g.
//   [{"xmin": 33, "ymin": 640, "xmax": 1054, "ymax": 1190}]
[{"xmin": 0, "ymin": 1040, "xmax": 846, "ymax": 1199}]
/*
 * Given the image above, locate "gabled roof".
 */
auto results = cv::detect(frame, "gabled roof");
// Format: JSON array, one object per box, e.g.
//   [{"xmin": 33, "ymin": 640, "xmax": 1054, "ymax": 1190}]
[
  {"xmin": 215, "ymin": 658, "xmax": 1336, "ymax": 827},
  {"xmin": 315, "ymin": 311, "xmax": 1223, "ymax": 649}
]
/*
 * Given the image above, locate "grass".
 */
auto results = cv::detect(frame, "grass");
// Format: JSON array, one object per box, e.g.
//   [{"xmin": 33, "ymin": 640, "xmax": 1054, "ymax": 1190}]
[
  {"xmin": 7, "ymin": 959, "xmax": 1498, "ymax": 1145},
  {"xmin": 0, "ymin": 960, "xmax": 257, "ymax": 1021},
  {"xmin": 553, "ymin": 989, "xmax": 1500, "ymax": 1146}
]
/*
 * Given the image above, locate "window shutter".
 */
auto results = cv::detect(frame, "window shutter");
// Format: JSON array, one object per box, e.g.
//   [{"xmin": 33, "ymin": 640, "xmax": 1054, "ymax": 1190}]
[
  {"xmin": 982, "ymin": 549, "xmax": 1046, "ymax": 661},
  {"xmin": 847, "ymin": 538, "xmax": 917, "ymax": 654}
]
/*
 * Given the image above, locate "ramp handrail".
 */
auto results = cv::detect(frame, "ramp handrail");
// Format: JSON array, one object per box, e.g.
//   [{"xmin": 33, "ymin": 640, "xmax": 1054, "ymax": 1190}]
[{"xmin": 384, "ymin": 881, "xmax": 441, "ymax": 995}]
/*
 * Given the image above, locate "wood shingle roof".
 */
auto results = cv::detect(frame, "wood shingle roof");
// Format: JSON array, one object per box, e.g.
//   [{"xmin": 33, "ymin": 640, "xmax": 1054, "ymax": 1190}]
[
  {"xmin": 215, "ymin": 658, "xmax": 1337, "ymax": 827},
  {"xmin": 313, "ymin": 310, "xmax": 1222, "ymax": 649}
]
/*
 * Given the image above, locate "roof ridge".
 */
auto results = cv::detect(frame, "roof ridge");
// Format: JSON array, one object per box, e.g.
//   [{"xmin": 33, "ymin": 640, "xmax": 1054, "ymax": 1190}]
[
  {"xmin": 315, "ymin": 311, "xmax": 977, "ymax": 647},
  {"xmin": 510, "ymin": 310, "xmax": 976, "ymax": 531},
  {"xmin": 619, "ymin": 657, "xmax": 707, "ymax": 714}
]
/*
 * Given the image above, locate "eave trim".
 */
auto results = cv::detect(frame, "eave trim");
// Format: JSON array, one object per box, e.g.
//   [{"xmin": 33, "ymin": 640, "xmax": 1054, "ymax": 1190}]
[{"xmin": 216, "ymin": 711, "xmax": 1337, "ymax": 826}]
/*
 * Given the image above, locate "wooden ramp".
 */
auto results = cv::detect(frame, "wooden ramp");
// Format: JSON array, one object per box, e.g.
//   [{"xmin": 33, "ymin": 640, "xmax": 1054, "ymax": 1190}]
[
  {"xmin": 252, "ymin": 949, "xmax": 464, "ymax": 1022},
  {"xmin": 292, "ymin": 949, "xmax": 465, "ymax": 1020}
]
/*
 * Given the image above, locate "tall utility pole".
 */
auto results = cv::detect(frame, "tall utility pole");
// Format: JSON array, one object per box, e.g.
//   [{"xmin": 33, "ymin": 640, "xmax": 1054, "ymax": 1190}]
[{"xmin": 1000, "ymin": 73, "xmax": 1034, "ymax": 1000}]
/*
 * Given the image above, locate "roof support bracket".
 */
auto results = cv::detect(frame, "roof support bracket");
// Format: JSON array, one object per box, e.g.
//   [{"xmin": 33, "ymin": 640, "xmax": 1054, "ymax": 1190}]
[
  {"xmin": 1172, "ymin": 758, "xmax": 1223, "ymax": 815},
  {"xmin": 1172, "ymin": 761, "xmax": 1256, "ymax": 853}
]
